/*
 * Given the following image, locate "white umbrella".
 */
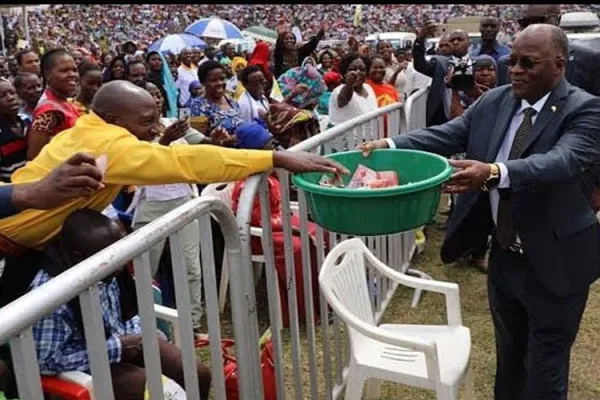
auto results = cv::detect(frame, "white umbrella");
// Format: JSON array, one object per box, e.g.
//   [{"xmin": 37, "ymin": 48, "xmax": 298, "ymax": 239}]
[{"xmin": 185, "ymin": 17, "xmax": 244, "ymax": 40}]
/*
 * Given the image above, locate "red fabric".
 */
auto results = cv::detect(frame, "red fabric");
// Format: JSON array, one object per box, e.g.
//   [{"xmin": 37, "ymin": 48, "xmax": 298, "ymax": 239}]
[
  {"xmin": 232, "ymin": 174, "xmax": 322, "ymax": 327},
  {"xmin": 33, "ymin": 89, "xmax": 82, "ymax": 137},
  {"xmin": 323, "ymin": 71, "xmax": 342, "ymax": 86},
  {"xmin": 41, "ymin": 376, "xmax": 91, "ymax": 400},
  {"xmin": 249, "ymin": 42, "xmax": 273, "ymax": 83}
]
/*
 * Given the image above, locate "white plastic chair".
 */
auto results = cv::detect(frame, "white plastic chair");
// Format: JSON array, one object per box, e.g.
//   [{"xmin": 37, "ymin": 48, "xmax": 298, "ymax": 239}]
[{"xmin": 319, "ymin": 238, "xmax": 475, "ymax": 400}]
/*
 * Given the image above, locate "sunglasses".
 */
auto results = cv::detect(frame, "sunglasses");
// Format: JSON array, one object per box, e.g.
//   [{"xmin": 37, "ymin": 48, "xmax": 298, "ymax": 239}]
[{"xmin": 506, "ymin": 56, "xmax": 543, "ymax": 70}]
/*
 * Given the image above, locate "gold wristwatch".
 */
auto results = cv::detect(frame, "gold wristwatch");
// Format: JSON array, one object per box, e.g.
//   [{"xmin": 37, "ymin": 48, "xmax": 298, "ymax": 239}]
[{"xmin": 482, "ymin": 163, "xmax": 501, "ymax": 191}]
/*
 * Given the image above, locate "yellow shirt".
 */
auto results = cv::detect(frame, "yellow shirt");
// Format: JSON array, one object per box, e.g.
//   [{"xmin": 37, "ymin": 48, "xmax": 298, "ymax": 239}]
[{"xmin": 3, "ymin": 112, "xmax": 273, "ymax": 249}]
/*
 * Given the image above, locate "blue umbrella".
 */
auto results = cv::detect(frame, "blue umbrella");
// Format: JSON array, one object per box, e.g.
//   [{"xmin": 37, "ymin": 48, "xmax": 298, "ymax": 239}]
[
  {"xmin": 148, "ymin": 33, "xmax": 206, "ymax": 55},
  {"xmin": 185, "ymin": 17, "xmax": 244, "ymax": 40}
]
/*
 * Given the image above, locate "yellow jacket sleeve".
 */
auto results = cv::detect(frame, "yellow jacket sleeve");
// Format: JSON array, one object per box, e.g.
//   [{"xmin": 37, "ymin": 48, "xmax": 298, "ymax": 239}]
[{"xmin": 104, "ymin": 132, "xmax": 274, "ymax": 185}]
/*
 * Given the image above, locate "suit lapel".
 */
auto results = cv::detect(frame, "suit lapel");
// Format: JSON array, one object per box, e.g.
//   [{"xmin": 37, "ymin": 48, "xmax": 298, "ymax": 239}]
[
  {"xmin": 519, "ymin": 79, "xmax": 570, "ymax": 157},
  {"xmin": 565, "ymin": 47, "xmax": 575, "ymax": 83},
  {"xmin": 485, "ymin": 93, "xmax": 518, "ymax": 162}
]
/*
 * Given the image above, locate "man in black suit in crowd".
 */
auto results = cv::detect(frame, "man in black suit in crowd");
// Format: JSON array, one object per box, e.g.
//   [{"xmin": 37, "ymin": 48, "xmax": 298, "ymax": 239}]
[
  {"xmin": 361, "ymin": 24, "xmax": 600, "ymax": 400},
  {"xmin": 497, "ymin": 4, "xmax": 600, "ymax": 97},
  {"xmin": 412, "ymin": 23, "xmax": 470, "ymax": 127}
]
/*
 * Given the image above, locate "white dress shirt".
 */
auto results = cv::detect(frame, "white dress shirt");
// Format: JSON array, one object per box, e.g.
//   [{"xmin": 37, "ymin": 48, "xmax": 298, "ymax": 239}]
[
  {"xmin": 490, "ymin": 92, "xmax": 550, "ymax": 239},
  {"xmin": 386, "ymin": 92, "xmax": 551, "ymax": 234}
]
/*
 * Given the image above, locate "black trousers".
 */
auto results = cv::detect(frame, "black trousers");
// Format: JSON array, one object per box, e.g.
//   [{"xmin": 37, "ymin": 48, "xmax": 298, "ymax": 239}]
[{"xmin": 488, "ymin": 241, "xmax": 589, "ymax": 400}]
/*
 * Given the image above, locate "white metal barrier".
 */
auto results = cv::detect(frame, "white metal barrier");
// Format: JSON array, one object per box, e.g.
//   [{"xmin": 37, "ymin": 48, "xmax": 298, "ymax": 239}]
[
  {"xmin": 404, "ymin": 85, "xmax": 429, "ymax": 131},
  {"xmin": 234, "ymin": 87, "xmax": 431, "ymax": 400},
  {"xmin": 0, "ymin": 197, "xmax": 255, "ymax": 400},
  {"xmin": 0, "ymin": 86, "xmax": 431, "ymax": 400}
]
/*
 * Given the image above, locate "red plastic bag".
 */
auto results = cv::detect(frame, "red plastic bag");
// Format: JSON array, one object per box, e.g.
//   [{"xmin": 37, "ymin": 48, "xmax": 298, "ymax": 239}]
[{"xmin": 195, "ymin": 337, "xmax": 276, "ymax": 400}]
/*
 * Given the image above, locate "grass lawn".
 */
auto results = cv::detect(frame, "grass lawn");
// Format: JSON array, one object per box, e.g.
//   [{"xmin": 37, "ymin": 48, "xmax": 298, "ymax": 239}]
[
  {"xmin": 377, "ymin": 214, "xmax": 600, "ymax": 399},
  {"xmin": 201, "ymin": 209, "xmax": 600, "ymax": 399}
]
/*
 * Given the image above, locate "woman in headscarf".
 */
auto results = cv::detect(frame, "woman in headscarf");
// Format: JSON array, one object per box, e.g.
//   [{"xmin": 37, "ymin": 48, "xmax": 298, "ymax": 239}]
[
  {"xmin": 366, "ymin": 54, "xmax": 401, "ymax": 108},
  {"xmin": 328, "ymin": 53, "xmax": 378, "ymax": 126},
  {"xmin": 102, "ymin": 54, "xmax": 126, "ymax": 82},
  {"xmin": 28, "ymin": 49, "xmax": 82, "ymax": 160},
  {"xmin": 317, "ymin": 71, "xmax": 342, "ymax": 116},
  {"xmin": 277, "ymin": 56, "xmax": 326, "ymax": 110},
  {"xmin": 249, "ymin": 41, "xmax": 276, "ymax": 100},
  {"xmin": 226, "ymin": 56, "xmax": 248, "ymax": 101},
  {"xmin": 184, "ymin": 81, "xmax": 204, "ymax": 108},
  {"xmin": 273, "ymin": 21, "xmax": 328, "ymax": 78},
  {"xmin": 317, "ymin": 49, "xmax": 336, "ymax": 75},
  {"xmin": 376, "ymin": 40, "xmax": 408, "ymax": 98},
  {"xmin": 230, "ymin": 122, "xmax": 322, "ymax": 328},
  {"xmin": 146, "ymin": 50, "xmax": 178, "ymax": 118}
]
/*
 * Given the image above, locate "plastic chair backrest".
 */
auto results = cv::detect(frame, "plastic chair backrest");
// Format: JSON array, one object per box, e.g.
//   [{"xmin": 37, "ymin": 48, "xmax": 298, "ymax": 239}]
[
  {"xmin": 201, "ymin": 183, "xmax": 234, "ymax": 210},
  {"xmin": 319, "ymin": 239, "xmax": 376, "ymax": 327}
]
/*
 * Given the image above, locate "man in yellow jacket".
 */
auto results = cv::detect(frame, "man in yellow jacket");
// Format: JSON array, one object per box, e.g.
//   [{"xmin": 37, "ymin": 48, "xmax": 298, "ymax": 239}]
[{"xmin": 0, "ymin": 81, "xmax": 347, "ymax": 252}]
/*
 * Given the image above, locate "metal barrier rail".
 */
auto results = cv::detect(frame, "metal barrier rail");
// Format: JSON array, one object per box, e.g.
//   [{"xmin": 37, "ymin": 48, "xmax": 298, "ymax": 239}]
[
  {"xmin": 0, "ymin": 197, "xmax": 253, "ymax": 400},
  {"xmin": 235, "ymin": 87, "xmax": 430, "ymax": 400},
  {"xmin": 0, "ymin": 86, "xmax": 431, "ymax": 400}
]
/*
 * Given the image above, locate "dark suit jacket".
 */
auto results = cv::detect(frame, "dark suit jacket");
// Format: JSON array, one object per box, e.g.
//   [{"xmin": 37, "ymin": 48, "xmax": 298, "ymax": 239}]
[
  {"xmin": 412, "ymin": 38, "xmax": 450, "ymax": 126},
  {"xmin": 392, "ymin": 79, "xmax": 600, "ymax": 297},
  {"xmin": 497, "ymin": 43, "xmax": 600, "ymax": 96}
]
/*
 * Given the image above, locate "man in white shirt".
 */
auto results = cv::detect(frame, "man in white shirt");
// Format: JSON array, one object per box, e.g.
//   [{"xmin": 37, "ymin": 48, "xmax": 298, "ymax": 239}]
[
  {"xmin": 175, "ymin": 48, "xmax": 198, "ymax": 107},
  {"xmin": 360, "ymin": 24, "xmax": 600, "ymax": 400}
]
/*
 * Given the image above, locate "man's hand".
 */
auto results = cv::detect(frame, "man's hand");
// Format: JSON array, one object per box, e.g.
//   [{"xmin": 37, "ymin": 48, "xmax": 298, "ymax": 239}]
[
  {"xmin": 210, "ymin": 127, "xmax": 238, "ymax": 147},
  {"xmin": 119, "ymin": 334, "xmax": 143, "ymax": 364},
  {"xmin": 358, "ymin": 139, "xmax": 390, "ymax": 158},
  {"xmin": 397, "ymin": 61, "xmax": 409, "ymax": 72},
  {"xmin": 443, "ymin": 159, "xmax": 492, "ymax": 194},
  {"xmin": 417, "ymin": 20, "xmax": 438, "ymax": 41},
  {"xmin": 159, "ymin": 120, "xmax": 188, "ymax": 146},
  {"xmin": 12, "ymin": 152, "xmax": 104, "ymax": 210},
  {"xmin": 273, "ymin": 151, "xmax": 350, "ymax": 176}
]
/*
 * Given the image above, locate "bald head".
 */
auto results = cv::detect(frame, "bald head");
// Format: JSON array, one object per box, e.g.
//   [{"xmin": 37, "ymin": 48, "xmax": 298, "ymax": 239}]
[
  {"xmin": 449, "ymin": 29, "xmax": 470, "ymax": 57},
  {"xmin": 519, "ymin": 5, "xmax": 561, "ymax": 28},
  {"xmin": 180, "ymin": 47, "xmax": 193, "ymax": 66},
  {"xmin": 92, "ymin": 81, "xmax": 160, "ymax": 142},
  {"xmin": 516, "ymin": 24, "xmax": 568, "ymax": 58},
  {"xmin": 92, "ymin": 80, "xmax": 155, "ymax": 118},
  {"xmin": 509, "ymin": 24, "xmax": 566, "ymax": 103},
  {"xmin": 438, "ymin": 33, "xmax": 452, "ymax": 57}
]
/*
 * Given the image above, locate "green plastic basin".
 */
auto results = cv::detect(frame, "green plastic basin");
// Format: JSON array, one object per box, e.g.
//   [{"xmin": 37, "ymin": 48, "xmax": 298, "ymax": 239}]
[{"xmin": 292, "ymin": 149, "xmax": 452, "ymax": 236}]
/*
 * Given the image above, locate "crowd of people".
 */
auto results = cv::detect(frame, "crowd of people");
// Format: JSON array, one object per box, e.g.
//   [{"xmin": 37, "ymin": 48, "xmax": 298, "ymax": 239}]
[
  {"xmin": 2, "ymin": 4, "xmax": 600, "ymax": 55},
  {"xmin": 0, "ymin": 2, "xmax": 598, "ymax": 400}
]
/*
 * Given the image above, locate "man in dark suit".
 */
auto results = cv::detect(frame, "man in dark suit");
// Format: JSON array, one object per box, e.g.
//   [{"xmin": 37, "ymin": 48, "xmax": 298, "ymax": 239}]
[
  {"xmin": 413, "ymin": 23, "xmax": 470, "ymax": 126},
  {"xmin": 361, "ymin": 24, "xmax": 600, "ymax": 400},
  {"xmin": 497, "ymin": 4, "xmax": 600, "ymax": 97}
]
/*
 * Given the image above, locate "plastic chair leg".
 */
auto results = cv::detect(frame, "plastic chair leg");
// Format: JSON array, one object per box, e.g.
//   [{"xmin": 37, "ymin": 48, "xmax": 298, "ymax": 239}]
[
  {"xmin": 364, "ymin": 378, "xmax": 382, "ymax": 399},
  {"xmin": 344, "ymin": 367, "xmax": 366, "ymax": 400},
  {"xmin": 435, "ymin": 384, "xmax": 458, "ymax": 400}
]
